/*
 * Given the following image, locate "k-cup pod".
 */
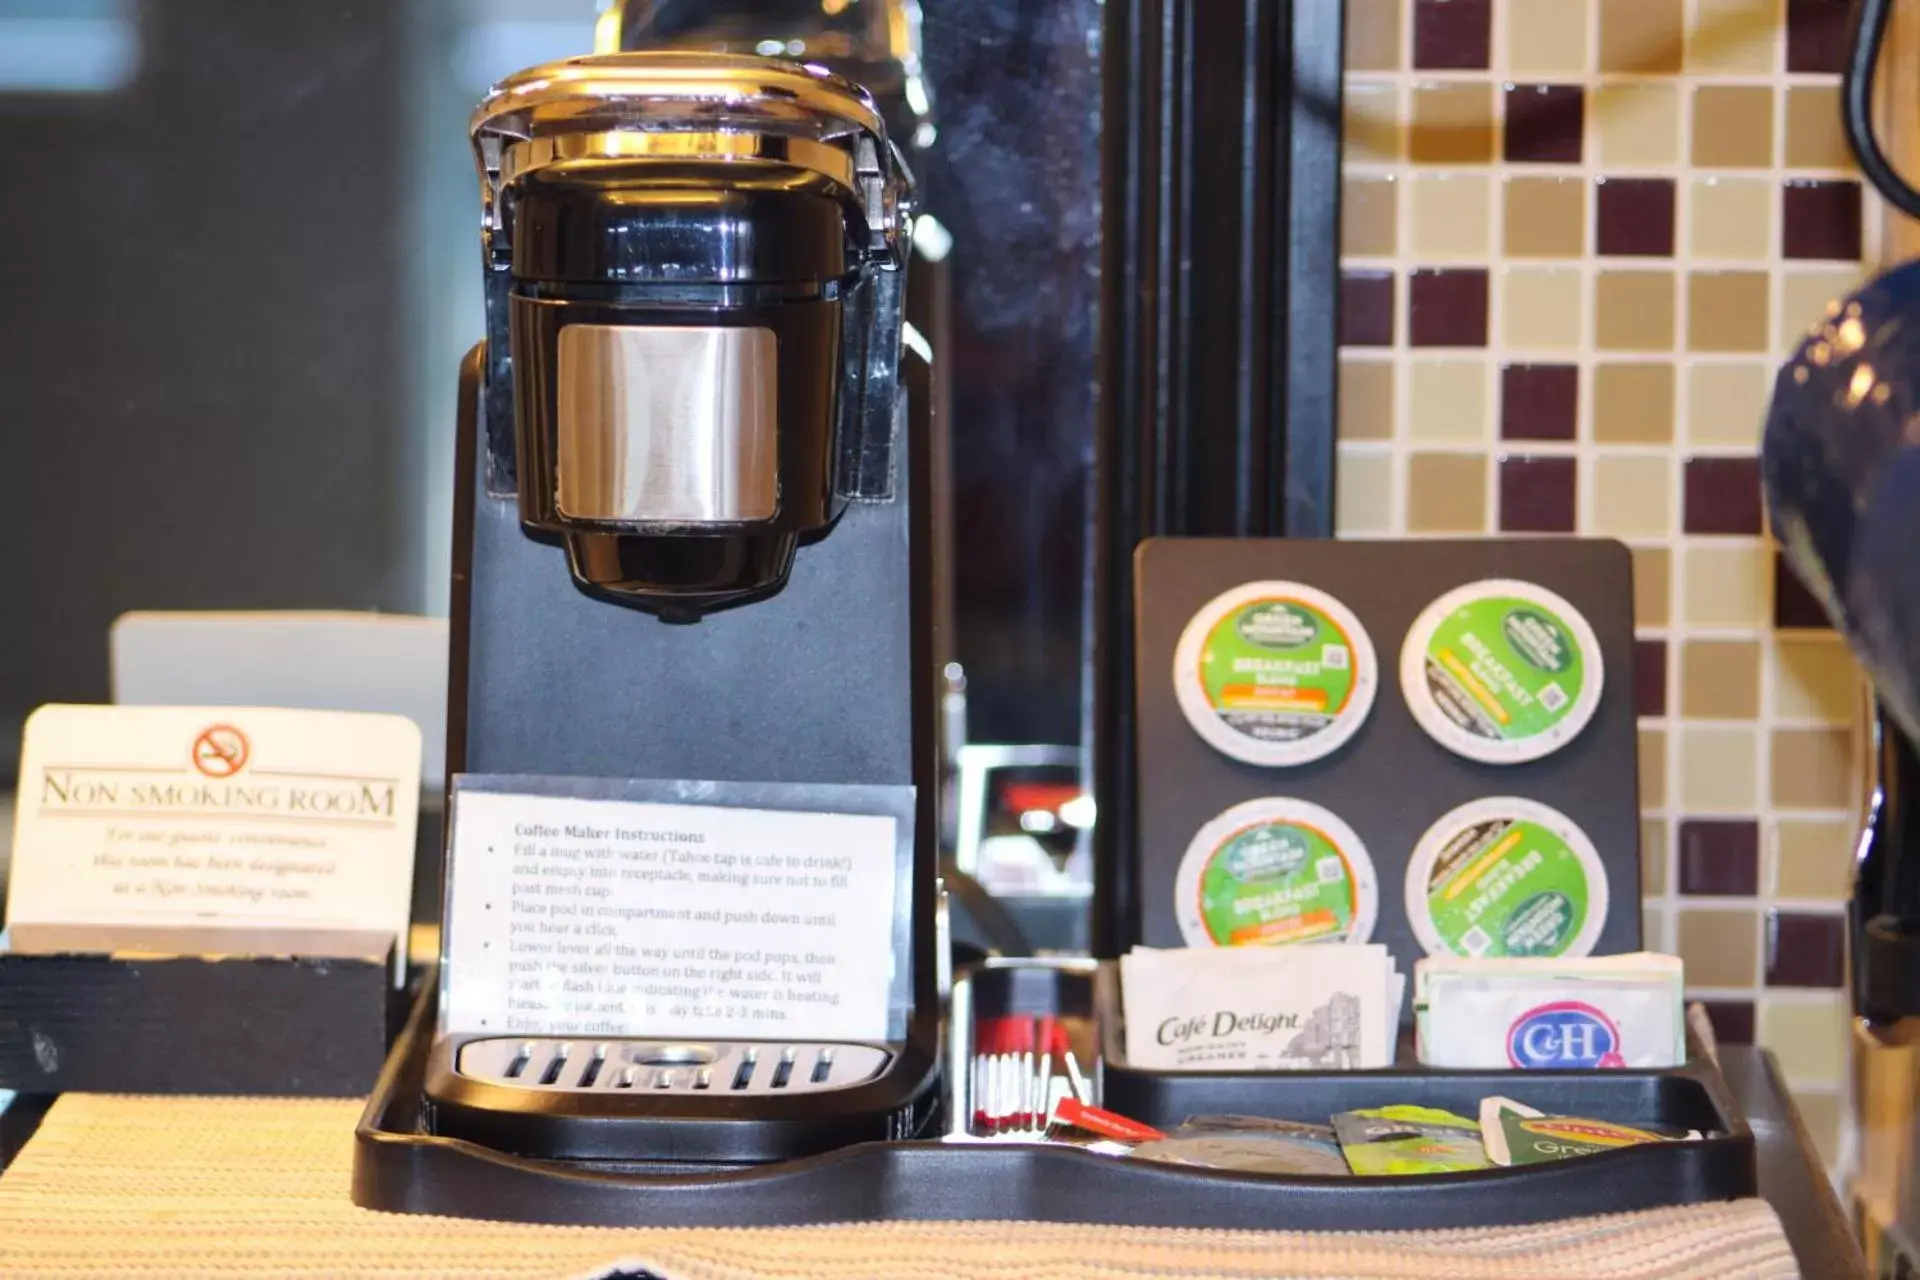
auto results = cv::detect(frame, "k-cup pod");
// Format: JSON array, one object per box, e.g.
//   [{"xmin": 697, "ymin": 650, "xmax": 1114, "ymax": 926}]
[
  {"xmin": 1399, "ymin": 579, "xmax": 1603, "ymax": 764},
  {"xmin": 1405, "ymin": 797, "xmax": 1608, "ymax": 959},
  {"xmin": 1176, "ymin": 797, "xmax": 1379, "ymax": 946},
  {"xmin": 1172, "ymin": 582, "xmax": 1378, "ymax": 767}
]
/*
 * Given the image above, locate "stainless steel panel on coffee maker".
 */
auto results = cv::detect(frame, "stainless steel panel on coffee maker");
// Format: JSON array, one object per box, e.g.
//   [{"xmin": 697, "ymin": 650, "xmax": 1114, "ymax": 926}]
[
  {"xmin": 555, "ymin": 325, "xmax": 778, "ymax": 525},
  {"xmin": 457, "ymin": 1036, "xmax": 891, "ymax": 1096}
]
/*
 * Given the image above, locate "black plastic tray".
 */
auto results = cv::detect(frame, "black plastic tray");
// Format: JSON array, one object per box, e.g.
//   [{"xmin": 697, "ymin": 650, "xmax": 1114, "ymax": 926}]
[{"xmin": 355, "ymin": 968, "xmax": 1758, "ymax": 1228}]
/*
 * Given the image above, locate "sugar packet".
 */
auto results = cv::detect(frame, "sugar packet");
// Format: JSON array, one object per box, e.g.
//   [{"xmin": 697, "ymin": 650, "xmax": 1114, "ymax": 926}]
[
  {"xmin": 1414, "ymin": 952, "xmax": 1684, "ymax": 1069},
  {"xmin": 1121, "ymin": 944, "xmax": 1403, "ymax": 1072}
]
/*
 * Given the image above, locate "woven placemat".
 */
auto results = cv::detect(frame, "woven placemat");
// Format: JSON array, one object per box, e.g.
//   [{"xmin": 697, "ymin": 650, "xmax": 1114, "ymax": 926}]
[{"xmin": 0, "ymin": 1094, "xmax": 1799, "ymax": 1279}]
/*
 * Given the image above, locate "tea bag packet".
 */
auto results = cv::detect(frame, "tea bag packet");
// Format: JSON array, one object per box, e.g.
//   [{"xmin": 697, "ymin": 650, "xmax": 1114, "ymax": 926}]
[
  {"xmin": 1333, "ymin": 1105, "xmax": 1491, "ymax": 1176},
  {"xmin": 1479, "ymin": 1096, "xmax": 1700, "ymax": 1167},
  {"xmin": 1414, "ymin": 953, "xmax": 1684, "ymax": 1069},
  {"xmin": 1130, "ymin": 1116, "xmax": 1350, "ymax": 1176},
  {"xmin": 1121, "ymin": 945, "xmax": 1401, "ymax": 1072}
]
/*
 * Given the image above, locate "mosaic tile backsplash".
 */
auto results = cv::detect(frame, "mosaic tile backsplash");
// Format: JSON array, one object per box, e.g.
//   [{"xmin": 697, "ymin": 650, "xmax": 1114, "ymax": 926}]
[{"xmin": 1337, "ymin": 0, "xmax": 1872, "ymax": 1163}]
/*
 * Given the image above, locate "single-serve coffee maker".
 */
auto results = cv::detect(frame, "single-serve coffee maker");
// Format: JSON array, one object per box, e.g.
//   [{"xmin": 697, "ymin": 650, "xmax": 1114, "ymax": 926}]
[{"xmin": 421, "ymin": 52, "xmax": 942, "ymax": 1164}]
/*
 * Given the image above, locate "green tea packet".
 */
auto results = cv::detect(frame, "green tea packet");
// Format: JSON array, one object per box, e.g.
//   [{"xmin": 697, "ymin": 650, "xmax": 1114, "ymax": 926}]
[
  {"xmin": 1333, "ymin": 1104, "xmax": 1491, "ymax": 1176},
  {"xmin": 1479, "ymin": 1096, "xmax": 1700, "ymax": 1167}
]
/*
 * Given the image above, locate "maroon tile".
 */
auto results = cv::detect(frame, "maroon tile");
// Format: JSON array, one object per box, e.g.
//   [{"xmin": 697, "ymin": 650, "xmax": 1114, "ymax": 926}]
[
  {"xmin": 1783, "ymin": 181, "xmax": 1864, "ymax": 261},
  {"xmin": 1788, "ymin": 0, "xmax": 1852, "ymax": 73},
  {"xmin": 1409, "ymin": 268, "xmax": 1490, "ymax": 347},
  {"xmin": 1414, "ymin": 0, "xmax": 1492, "ymax": 69},
  {"xmin": 1635, "ymin": 638, "xmax": 1668, "ymax": 718},
  {"xmin": 1766, "ymin": 910, "xmax": 1848, "ymax": 988},
  {"xmin": 1774, "ymin": 549, "xmax": 1836, "ymax": 630},
  {"xmin": 1597, "ymin": 178, "xmax": 1677, "ymax": 257},
  {"xmin": 1341, "ymin": 269, "xmax": 1395, "ymax": 347},
  {"xmin": 1678, "ymin": 819, "xmax": 1760, "ymax": 895},
  {"xmin": 1696, "ymin": 1000, "xmax": 1755, "ymax": 1045},
  {"xmin": 1504, "ymin": 84, "xmax": 1584, "ymax": 164},
  {"xmin": 1498, "ymin": 455, "xmax": 1577, "ymax": 532},
  {"xmin": 1500, "ymin": 364, "xmax": 1579, "ymax": 440},
  {"xmin": 1683, "ymin": 456, "xmax": 1763, "ymax": 535}
]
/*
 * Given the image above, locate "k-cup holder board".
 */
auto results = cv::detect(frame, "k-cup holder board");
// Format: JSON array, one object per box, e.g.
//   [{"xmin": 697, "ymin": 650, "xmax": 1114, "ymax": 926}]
[{"xmin": 1131, "ymin": 538, "xmax": 1641, "ymax": 979}]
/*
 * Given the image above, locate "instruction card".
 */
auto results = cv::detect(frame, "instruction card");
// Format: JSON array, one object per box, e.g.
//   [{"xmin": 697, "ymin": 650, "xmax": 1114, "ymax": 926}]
[{"xmin": 440, "ymin": 781, "xmax": 905, "ymax": 1042}]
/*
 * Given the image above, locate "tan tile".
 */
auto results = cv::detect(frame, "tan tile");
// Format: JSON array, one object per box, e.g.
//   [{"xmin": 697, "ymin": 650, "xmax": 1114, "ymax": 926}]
[
  {"xmin": 1634, "ymin": 546, "xmax": 1671, "ymax": 628},
  {"xmin": 1591, "ymin": 455, "xmax": 1674, "ymax": 537},
  {"xmin": 1780, "ymin": 269, "xmax": 1869, "ymax": 355},
  {"xmin": 1508, "ymin": 0, "xmax": 1587, "ymax": 73},
  {"xmin": 1643, "ymin": 903, "xmax": 1671, "ymax": 953},
  {"xmin": 1690, "ymin": 178, "xmax": 1773, "ymax": 261},
  {"xmin": 1773, "ymin": 637, "xmax": 1863, "ymax": 724},
  {"xmin": 1593, "ymin": 363, "xmax": 1675, "ymax": 444},
  {"xmin": 1687, "ymin": 0, "xmax": 1779, "ymax": 72},
  {"xmin": 1689, "ymin": 272, "xmax": 1772, "ymax": 354},
  {"xmin": 1684, "ymin": 545, "xmax": 1771, "ymax": 626},
  {"xmin": 1601, "ymin": 0, "xmax": 1684, "ymax": 72},
  {"xmin": 1410, "ymin": 173, "xmax": 1491, "ymax": 259},
  {"xmin": 1677, "ymin": 907, "xmax": 1757, "ymax": 987},
  {"xmin": 1774, "ymin": 819, "xmax": 1854, "ymax": 901},
  {"xmin": 1408, "ymin": 360, "xmax": 1487, "ymax": 443},
  {"xmin": 1346, "ymin": 0, "xmax": 1403, "ymax": 71},
  {"xmin": 1640, "ymin": 727, "xmax": 1668, "ymax": 809},
  {"xmin": 1760, "ymin": 995, "xmax": 1849, "ymax": 1088},
  {"xmin": 1794, "ymin": 1090, "xmax": 1843, "ymax": 1169},
  {"xmin": 1786, "ymin": 86, "xmax": 1852, "ymax": 170},
  {"xmin": 1336, "ymin": 448, "xmax": 1395, "ymax": 536},
  {"xmin": 1693, "ymin": 86, "xmax": 1775, "ymax": 168},
  {"xmin": 1339, "ymin": 359, "xmax": 1395, "ymax": 442},
  {"xmin": 1596, "ymin": 271, "xmax": 1677, "ymax": 352},
  {"xmin": 1411, "ymin": 83, "xmax": 1496, "ymax": 165},
  {"xmin": 1504, "ymin": 177, "xmax": 1586, "ymax": 259},
  {"xmin": 1686, "ymin": 363, "xmax": 1770, "ymax": 448},
  {"xmin": 1407, "ymin": 452, "xmax": 1489, "ymax": 533},
  {"xmin": 1642, "ymin": 817, "xmax": 1669, "ymax": 896},
  {"xmin": 1501, "ymin": 268, "xmax": 1584, "ymax": 351},
  {"xmin": 1772, "ymin": 727, "xmax": 1859, "ymax": 809},
  {"xmin": 1346, "ymin": 81, "xmax": 1402, "ymax": 162},
  {"xmin": 1598, "ymin": 84, "xmax": 1681, "ymax": 166},
  {"xmin": 1680, "ymin": 640, "xmax": 1762, "ymax": 719},
  {"xmin": 1343, "ymin": 176, "xmax": 1398, "ymax": 257},
  {"xmin": 1679, "ymin": 724, "xmax": 1759, "ymax": 810}
]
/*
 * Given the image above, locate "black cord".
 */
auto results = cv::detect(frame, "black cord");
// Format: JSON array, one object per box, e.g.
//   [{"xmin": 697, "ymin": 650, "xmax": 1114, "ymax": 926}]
[{"xmin": 1845, "ymin": 0, "xmax": 1920, "ymax": 221}]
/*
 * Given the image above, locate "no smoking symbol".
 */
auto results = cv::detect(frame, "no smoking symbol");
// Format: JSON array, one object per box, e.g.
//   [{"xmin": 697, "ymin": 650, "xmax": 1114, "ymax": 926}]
[{"xmin": 192, "ymin": 725, "xmax": 250, "ymax": 778}]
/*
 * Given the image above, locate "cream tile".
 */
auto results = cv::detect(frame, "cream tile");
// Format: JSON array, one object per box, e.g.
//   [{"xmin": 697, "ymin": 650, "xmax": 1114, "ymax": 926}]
[
  {"xmin": 1591, "ymin": 456, "xmax": 1674, "ymax": 537},
  {"xmin": 1686, "ymin": 363, "xmax": 1771, "ymax": 449},
  {"xmin": 1681, "ymin": 639, "xmax": 1762, "ymax": 719},
  {"xmin": 1596, "ymin": 271, "xmax": 1677, "ymax": 352},
  {"xmin": 1339, "ymin": 359, "xmax": 1395, "ymax": 442},
  {"xmin": 1346, "ymin": 81, "xmax": 1402, "ymax": 163},
  {"xmin": 1410, "ymin": 173, "xmax": 1492, "ymax": 259},
  {"xmin": 1501, "ymin": 268, "xmax": 1584, "ymax": 351},
  {"xmin": 1780, "ymin": 269, "xmax": 1870, "ymax": 355},
  {"xmin": 1773, "ymin": 637, "xmax": 1863, "ymax": 723},
  {"xmin": 1687, "ymin": 0, "xmax": 1780, "ymax": 72},
  {"xmin": 1679, "ymin": 724, "xmax": 1760, "ymax": 810},
  {"xmin": 1597, "ymin": 84, "xmax": 1681, "ymax": 166},
  {"xmin": 1640, "ymin": 727, "xmax": 1668, "ymax": 809},
  {"xmin": 1508, "ymin": 0, "xmax": 1588, "ymax": 73},
  {"xmin": 1407, "ymin": 452, "xmax": 1489, "ymax": 533},
  {"xmin": 1411, "ymin": 83, "xmax": 1496, "ymax": 165},
  {"xmin": 1643, "ymin": 903, "xmax": 1671, "ymax": 953},
  {"xmin": 1504, "ymin": 177, "xmax": 1586, "ymax": 259},
  {"xmin": 1634, "ymin": 546, "xmax": 1671, "ymax": 628},
  {"xmin": 1408, "ymin": 360, "xmax": 1488, "ymax": 443},
  {"xmin": 1343, "ymin": 175, "xmax": 1398, "ymax": 257},
  {"xmin": 1693, "ymin": 86, "xmax": 1775, "ymax": 169},
  {"xmin": 1759, "ymin": 994, "xmax": 1850, "ymax": 1088},
  {"xmin": 1689, "ymin": 272, "xmax": 1772, "ymax": 354},
  {"xmin": 1593, "ymin": 363, "xmax": 1675, "ymax": 444},
  {"xmin": 1677, "ymin": 907, "xmax": 1757, "ymax": 987},
  {"xmin": 1642, "ymin": 817, "xmax": 1669, "ymax": 895},
  {"xmin": 1689, "ymin": 178, "xmax": 1773, "ymax": 261},
  {"xmin": 1682, "ymin": 545, "xmax": 1770, "ymax": 626},
  {"xmin": 1773, "ymin": 819, "xmax": 1854, "ymax": 901},
  {"xmin": 1786, "ymin": 86, "xmax": 1852, "ymax": 170},
  {"xmin": 1771, "ymin": 727, "xmax": 1859, "ymax": 809},
  {"xmin": 1347, "ymin": 0, "xmax": 1403, "ymax": 71},
  {"xmin": 1601, "ymin": 0, "xmax": 1684, "ymax": 72},
  {"xmin": 1336, "ymin": 448, "xmax": 1395, "ymax": 536}
]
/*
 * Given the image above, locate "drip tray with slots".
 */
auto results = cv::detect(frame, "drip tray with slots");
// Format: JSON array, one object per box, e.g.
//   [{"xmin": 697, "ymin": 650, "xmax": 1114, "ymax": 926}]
[{"xmin": 456, "ymin": 1037, "xmax": 892, "ymax": 1096}]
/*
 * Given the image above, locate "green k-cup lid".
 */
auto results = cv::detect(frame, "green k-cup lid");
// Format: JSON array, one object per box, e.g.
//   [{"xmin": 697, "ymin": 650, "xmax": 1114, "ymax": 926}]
[
  {"xmin": 1404, "ymin": 797, "xmax": 1608, "ymax": 959},
  {"xmin": 1399, "ymin": 579, "xmax": 1603, "ymax": 765},
  {"xmin": 1173, "ymin": 582, "xmax": 1379, "ymax": 767},
  {"xmin": 1176, "ymin": 797, "xmax": 1379, "ymax": 947}
]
